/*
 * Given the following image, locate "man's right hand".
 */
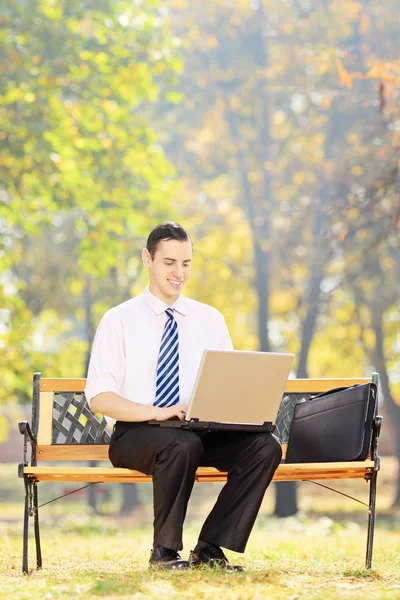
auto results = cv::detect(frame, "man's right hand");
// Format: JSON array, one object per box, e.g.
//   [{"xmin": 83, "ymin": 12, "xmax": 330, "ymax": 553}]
[
  {"xmin": 152, "ymin": 403, "xmax": 188, "ymax": 421},
  {"xmin": 90, "ymin": 392, "xmax": 188, "ymax": 423}
]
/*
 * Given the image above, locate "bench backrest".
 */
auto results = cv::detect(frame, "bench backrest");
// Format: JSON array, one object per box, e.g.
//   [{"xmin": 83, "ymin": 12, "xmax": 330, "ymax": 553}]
[{"xmin": 32, "ymin": 373, "xmax": 375, "ymax": 462}]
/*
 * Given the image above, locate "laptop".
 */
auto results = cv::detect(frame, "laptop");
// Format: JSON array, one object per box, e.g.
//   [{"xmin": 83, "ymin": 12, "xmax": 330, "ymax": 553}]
[{"xmin": 149, "ymin": 349, "xmax": 294, "ymax": 433}]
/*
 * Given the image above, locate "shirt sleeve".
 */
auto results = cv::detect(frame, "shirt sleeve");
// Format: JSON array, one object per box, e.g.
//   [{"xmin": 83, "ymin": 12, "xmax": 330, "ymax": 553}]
[
  {"xmin": 84, "ymin": 312, "xmax": 125, "ymax": 409},
  {"xmin": 218, "ymin": 313, "xmax": 234, "ymax": 350}
]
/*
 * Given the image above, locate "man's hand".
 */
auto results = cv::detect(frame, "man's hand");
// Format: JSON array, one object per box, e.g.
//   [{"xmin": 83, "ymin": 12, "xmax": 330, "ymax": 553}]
[{"xmin": 152, "ymin": 403, "xmax": 188, "ymax": 421}]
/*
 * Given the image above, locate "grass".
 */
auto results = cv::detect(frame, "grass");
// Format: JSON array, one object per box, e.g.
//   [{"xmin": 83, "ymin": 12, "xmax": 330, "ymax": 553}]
[
  {"xmin": 1, "ymin": 458, "xmax": 400, "ymax": 599},
  {"xmin": 1, "ymin": 517, "xmax": 400, "ymax": 599}
]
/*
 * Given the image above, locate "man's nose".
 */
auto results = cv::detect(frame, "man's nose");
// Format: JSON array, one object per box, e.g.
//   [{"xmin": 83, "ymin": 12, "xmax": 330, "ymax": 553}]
[{"xmin": 173, "ymin": 266, "xmax": 183, "ymax": 279}]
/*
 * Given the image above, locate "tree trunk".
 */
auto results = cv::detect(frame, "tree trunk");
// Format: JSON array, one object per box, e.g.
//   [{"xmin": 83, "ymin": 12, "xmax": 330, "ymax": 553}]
[
  {"xmin": 253, "ymin": 240, "xmax": 271, "ymax": 352},
  {"xmin": 83, "ymin": 277, "xmax": 99, "ymax": 511},
  {"xmin": 84, "ymin": 274, "xmax": 95, "ymax": 377},
  {"xmin": 274, "ymin": 482, "xmax": 298, "ymax": 518},
  {"xmin": 87, "ymin": 465, "xmax": 99, "ymax": 513},
  {"xmin": 297, "ymin": 202, "xmax": 328, "ymax": 379},
  {"xmin": 253, "ymin": 0, "xmax": 272, "ymax": 352},
  {"xmin": 371, "ymin": 299, "xmax": 400, "ymax": 506},
  {"xmin": 222, "ymin": 93, "xmax": 271, "ymax": 352},
  {"xmin": 254, "ymin": 1, "xmax": 297, "ymax": 516},
  {"xmin": 120, "ymin": 484, "xmax": 140, "ymax": 515},
  {"xmin": 274, "ymin": 91, "xmax": 344, "ymax": 516}
]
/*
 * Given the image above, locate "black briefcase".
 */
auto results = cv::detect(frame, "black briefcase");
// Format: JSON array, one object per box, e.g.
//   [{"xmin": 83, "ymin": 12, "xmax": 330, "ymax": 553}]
[{"xmin": 285, "ymin": 383, "xmax": 378, "ymax": 463}]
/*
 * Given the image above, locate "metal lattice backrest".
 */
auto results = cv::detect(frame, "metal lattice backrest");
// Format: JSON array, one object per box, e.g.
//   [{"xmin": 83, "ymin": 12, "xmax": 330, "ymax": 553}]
[
  {"xmin": 52, "ymin": 392, "xmax": 111, "ymax": 444},
  {"xmin": 275, "ymin": 393, "xmax": 311, "ymax": 444},
  {"xmin": 50, "ymin": 390, "xmax": 309, "ymax": 445}
]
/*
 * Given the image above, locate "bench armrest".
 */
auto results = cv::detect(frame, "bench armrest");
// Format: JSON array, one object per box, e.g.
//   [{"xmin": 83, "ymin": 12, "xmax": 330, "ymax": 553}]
[
  {"xmin": 371, "ymin": 415, "xmax": 383, "ymax": 470},
  {"xmin": 19, "ymin": 421, "xmax": 36, "ymax": 443},
  {"xmin": 18, "ymin": 421, "xmax": 37, "ymax": 476}
]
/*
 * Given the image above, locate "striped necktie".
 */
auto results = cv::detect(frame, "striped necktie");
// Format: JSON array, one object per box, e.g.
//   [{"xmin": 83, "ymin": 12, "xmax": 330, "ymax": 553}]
[{"xmin": 154, "ymin": 308, "xmax": 180, "ymax": 408}]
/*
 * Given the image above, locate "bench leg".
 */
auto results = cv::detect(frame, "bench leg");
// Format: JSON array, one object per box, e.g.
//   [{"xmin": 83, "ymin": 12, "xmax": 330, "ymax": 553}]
[
  {"xmin": 22, "ymin": 477, "xmax": 30, "ymax": 574},
  {"xmin": 33, "ymin": 482, "xmax": 42, "ymax": 569},
  {"xmin": 365, "ymin": 470, "xmax": 378, "ymax": 569}
]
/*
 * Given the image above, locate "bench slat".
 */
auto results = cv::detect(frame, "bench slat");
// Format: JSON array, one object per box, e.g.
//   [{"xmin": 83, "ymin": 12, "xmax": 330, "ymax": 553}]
[
  {"xmin": 39, "ymin": 377, "xmax": 371, "ymax": 393},
  {"xmin": 23, "ymin": 462, "xmax": 375, "ymax": 483},
  {"xmin": 36, "ymin": 444, "xmax": 291, "ymax": 461},
  {"xmin": 37, "ymin": 445, "xmax": 111, "ymax": 461}
]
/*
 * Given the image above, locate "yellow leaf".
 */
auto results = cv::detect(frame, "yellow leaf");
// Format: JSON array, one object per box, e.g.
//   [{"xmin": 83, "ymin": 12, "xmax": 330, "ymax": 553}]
[
  {"xmin": 248, "ymin": 171, "xmax": 259, "ymax": 183},
  {"xmin": 70, "ymin": 280, "xmax": 84, "ymax": 295},
  {"xmin": 0, "ymin": 415, "xmax": 9, "ymax": 443},
  {"xmin": 352, "ymin": 166, "xmax": 364, "ymax": 176},
  {"xmin": 336, "ymin": 60, "xmax": 353, "ymax": 89},
  {"xmin": 318, "ymin": 63, "xmax": 330, "ymax": 76},
  {"xmin": 294, "ymin": 172, "xmax": 305, "ymax": 185},
  {"xmin": 360, "ymin": 13, "xmax": 370, "ymax": 35},
  {"xmin": 366, "ymin": 64, "xmax": 382, "ymax": 79},
  {"xmin": 342, "ymin": 0, "xmax": 362, "ymax": 21},
  {"xmin": 229, "ymin": 96, "xmax": 241, "ymax": 110}
]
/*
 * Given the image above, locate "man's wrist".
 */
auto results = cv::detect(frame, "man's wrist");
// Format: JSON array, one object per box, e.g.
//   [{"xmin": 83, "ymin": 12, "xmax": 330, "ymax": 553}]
[{"xmin": 150, "ymin": 405, "xmax": 159, "ymax": 420}]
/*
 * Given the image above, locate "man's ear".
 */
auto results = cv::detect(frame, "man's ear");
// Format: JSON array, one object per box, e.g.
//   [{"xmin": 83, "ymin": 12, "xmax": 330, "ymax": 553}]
[{"xmin": 142, "ymin": 248, "xmax": 152, "ymax": 268}]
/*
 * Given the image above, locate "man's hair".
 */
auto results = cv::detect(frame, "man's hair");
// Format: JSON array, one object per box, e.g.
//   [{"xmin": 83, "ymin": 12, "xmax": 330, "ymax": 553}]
[{"xmin": 146, "ymin": 222, "xmax": 192, "ymax": 259}]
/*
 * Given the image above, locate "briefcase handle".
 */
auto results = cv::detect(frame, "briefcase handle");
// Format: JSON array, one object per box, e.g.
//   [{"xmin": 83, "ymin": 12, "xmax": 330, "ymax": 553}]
[{"xmin": 312, "ymin": 385, "xmax": 359, "ymax": 400}]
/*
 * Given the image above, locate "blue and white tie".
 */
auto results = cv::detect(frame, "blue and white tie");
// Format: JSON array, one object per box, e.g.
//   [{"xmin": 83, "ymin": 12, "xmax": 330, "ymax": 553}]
[{"xmin": 154, "ymin": 308, "xmax": 180, "ymax": 408}]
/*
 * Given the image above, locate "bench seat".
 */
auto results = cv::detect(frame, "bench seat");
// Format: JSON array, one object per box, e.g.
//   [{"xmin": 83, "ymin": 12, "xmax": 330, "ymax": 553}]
[{"xmin": 23, "ymin": 461, "xmax": 376, "ymax": 483}]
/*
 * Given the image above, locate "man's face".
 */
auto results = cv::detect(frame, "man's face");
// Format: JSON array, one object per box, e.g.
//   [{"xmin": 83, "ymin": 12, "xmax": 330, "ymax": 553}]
[{"xmin": 142, "ymin": 239, "xmax": 192, "ymax": 305}]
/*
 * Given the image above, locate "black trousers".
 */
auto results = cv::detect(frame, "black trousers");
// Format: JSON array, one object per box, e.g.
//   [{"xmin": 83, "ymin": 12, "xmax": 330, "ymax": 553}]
[{"xmin": 109, "ymin": 422, "xmax": 282, "ymax": 553}]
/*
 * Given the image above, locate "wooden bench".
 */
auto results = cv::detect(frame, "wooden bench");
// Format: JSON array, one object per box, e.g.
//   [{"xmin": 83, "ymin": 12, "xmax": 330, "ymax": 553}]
[{"xmin": 19, "ymin": 372, "xmax": 382, "ymax": 574}]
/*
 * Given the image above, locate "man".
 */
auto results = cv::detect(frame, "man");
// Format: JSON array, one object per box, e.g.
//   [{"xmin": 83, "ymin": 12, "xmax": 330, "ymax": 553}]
[{"xmin": 85, "ymin": 222, "xmax": 282, "ymax": 571}]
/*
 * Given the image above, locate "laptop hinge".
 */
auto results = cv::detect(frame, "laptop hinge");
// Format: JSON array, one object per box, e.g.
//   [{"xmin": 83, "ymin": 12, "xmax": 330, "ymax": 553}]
[
  {"xmin": 263, "ymin": 422, "xmax": 275, "ymax": 433},
  {"xmin": 188, "ymin": 420, "xmax": 275, "ymax": 433}
]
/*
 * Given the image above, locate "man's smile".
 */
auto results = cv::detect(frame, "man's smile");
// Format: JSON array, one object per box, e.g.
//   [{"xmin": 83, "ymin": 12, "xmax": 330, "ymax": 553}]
[{"xmin": 168, "ymin": 279, "xmax": 184, "ymax": 289}]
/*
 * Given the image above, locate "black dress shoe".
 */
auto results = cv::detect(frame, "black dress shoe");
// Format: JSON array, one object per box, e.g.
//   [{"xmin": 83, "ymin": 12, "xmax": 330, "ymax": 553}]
[
  {"xmin": 189, "ymin": 542, "xmax": 245, "ymax": 572},
  {"xmin": 149, "ymin": 546, "xmax": 189, "ymax": 570}
]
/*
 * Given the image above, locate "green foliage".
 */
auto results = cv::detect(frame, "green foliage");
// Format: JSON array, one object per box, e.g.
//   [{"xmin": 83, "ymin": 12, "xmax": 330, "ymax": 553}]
[
  {"xmin": 1, "ymin": 0, "xmax": 399, "ymax": 414},
  {"xmin": 1, "ymin": 0, "xmax": 181, "ymax": 266},
  {"xmin": 0, "ymin": 0, "xmax": 182, "ymax": 406}
]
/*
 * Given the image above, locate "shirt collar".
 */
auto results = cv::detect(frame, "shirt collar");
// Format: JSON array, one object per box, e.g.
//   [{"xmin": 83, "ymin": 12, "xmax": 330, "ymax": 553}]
[{"xmin": 143, "ymin": 286, "xmax": 187, "ymax": 316}]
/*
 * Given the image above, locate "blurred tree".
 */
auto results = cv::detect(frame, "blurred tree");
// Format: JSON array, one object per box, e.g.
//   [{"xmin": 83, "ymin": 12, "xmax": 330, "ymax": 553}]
[
  {"xmin": 0, "ymin": 0, "xmax": 183, "ymax": 514},
  {"xmin": 0, "ymin": 0, "xmax": 182, "ymax": 405},
  {"xmin": 1, "ymin": 0, "xmax": 399, "ymax": 514},
  {"xmin": 337, "ymin": 136, "xmax": 400, "ymax": 503},
  {"xmin": 155, "ymin": 0, "xmax": 400, "ymax": 516}
]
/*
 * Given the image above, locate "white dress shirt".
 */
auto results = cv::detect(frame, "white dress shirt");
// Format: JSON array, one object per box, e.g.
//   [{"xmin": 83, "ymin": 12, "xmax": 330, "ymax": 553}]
[{"xmin": 85, "ymin": 287, "xmax": 233, "ymax": 420}]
